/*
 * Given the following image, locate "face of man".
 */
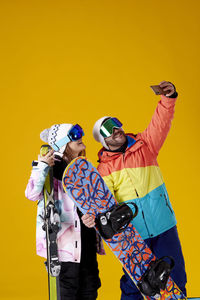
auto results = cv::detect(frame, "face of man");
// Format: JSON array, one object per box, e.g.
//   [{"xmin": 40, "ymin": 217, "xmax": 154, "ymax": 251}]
[{"xmin": 104, "ymin": 128, "xmax": 126, "ymax": 151}]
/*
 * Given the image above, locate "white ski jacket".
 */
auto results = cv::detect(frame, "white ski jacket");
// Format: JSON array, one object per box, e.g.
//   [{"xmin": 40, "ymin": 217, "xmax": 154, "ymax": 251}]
[{"xmin": 25, "ymin": 161, "xmax": 105, "ymax": 262}]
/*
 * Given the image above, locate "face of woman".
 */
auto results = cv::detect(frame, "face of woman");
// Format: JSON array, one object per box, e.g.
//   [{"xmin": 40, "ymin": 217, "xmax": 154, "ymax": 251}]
[{"xmin": 68, "ymin": 138, "xmax": 86, "ymax": 157}]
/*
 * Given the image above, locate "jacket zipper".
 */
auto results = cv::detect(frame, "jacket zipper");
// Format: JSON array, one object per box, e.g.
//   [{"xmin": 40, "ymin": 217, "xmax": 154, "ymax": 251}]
[
  {"xmin": 123, "ymin": 152, "xmax": 151, "ymax": 237},
  {"xmin": 164, "ymin": 194, "xmax": 173, "ymax": 214},
  {"xmin": 135, "ymin": 188, "xmax": 151, "ymax": 238},
  {"xmin": 142, "ymin": 210, "xmax": 151, "ymax": 237},
  {"xmin": 135, "ymin": 189, "xmax": 139, "ymax": 197}
]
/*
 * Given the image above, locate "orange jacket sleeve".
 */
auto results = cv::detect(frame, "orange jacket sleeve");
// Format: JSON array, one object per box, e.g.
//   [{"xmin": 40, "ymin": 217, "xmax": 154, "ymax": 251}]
[{"xmin": 141, "ymin": 95, "xmax": 177, "ymax": 157}]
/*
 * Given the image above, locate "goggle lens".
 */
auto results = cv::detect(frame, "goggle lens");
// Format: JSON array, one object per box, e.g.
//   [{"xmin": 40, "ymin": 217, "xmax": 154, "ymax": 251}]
[
  {"xmin": 100, "ymin": 118, "xmax": 122, "ymax": 138},
  {"xmin": 68, "ymin": 124, "xmax": 84, "ymax": 141}
]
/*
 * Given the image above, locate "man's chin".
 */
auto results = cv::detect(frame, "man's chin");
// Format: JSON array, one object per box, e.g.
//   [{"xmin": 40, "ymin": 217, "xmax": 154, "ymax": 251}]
[
  {"xmin": 113, "ymin": 141, "xmax": 125, "ymax": 148},
  {"xmin": 114, "ymin": 137, "xmax": 126, "ymax": 144}
]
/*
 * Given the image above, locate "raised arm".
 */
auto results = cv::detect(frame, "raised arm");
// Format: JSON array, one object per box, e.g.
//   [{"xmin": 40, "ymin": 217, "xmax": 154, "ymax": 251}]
[
  {"xmin": 141, "ymin": 81, "xmax": 178, "ymax": 157},
  {"xmin": 25, "ymin": 150, "xmax": 54, "ymax": 201},
  {"xmin": 25, "ymin": 161, "xmax": 50, "ymax": 201}
]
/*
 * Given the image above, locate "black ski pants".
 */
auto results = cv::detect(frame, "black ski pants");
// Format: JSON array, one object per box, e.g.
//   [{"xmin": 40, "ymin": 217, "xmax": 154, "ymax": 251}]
[{"xmin": 59, "ymin": 214, "xmax": 101, "ymax": 300}]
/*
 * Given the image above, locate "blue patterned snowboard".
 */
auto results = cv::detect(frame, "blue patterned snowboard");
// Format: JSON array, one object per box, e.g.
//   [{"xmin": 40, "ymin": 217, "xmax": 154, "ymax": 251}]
[{"xmin": 62, "ymin": 156, "xmax": 187, "ymax": 300}]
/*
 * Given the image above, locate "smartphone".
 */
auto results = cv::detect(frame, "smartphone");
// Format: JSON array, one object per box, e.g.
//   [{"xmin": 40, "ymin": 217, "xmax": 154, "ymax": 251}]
[
  {"xmin": 40, "ymin": 144, "xmax": 52, "ymax": 156},
  {"xmin": 150, "ymin": 85, "xmax": 168, "ymax": 95}
]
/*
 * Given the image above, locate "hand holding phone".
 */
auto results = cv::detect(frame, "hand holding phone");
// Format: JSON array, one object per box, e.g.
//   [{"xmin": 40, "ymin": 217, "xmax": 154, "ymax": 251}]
[
  {"xmin": 150, "ymin": 81, "xmax": 176, "ymax": 96},
  {"xmin": 38, "ymin": 148, "xmax": 55, "ymax": 167},
  {"xmin": 150, "ymin": 85, "xmax": 168, "ymax": 95}
]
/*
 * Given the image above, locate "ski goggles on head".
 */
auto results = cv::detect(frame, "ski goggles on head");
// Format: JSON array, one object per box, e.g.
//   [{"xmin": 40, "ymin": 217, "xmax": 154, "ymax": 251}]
[
  {"xmin": 52, "ymin": 124, "xmax": 84, "ymax": 151},
  {"xmin": 68, "ymin": 124, "xmax": 84, "ymax": 141},
  {"xmin": 100, "ymin": 117, "xmax": 123, "ymax": 138}
]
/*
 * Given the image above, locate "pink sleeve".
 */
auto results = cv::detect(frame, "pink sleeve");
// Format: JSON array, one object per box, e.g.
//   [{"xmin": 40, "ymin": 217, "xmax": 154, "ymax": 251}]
[
  {"xmin": 141, "ymin": 95, "xmax": 177, "ymax": 157},
  {"xmin": 25, "ymin": 161, "xmax": 49, "ymax": 201},
  {"xmin": 25, "ymin": 177, "xmax": 43, "ymax": 201}
]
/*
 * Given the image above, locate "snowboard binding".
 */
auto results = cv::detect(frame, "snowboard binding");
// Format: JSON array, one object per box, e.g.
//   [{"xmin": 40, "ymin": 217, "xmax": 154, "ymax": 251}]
[
  {"xmin": 96, "ymin": 202, "xmax": 138, "ymax": 239},
  {"xmin": 137, "ymin": 256, "xmax": 175, "ymax": 297}
]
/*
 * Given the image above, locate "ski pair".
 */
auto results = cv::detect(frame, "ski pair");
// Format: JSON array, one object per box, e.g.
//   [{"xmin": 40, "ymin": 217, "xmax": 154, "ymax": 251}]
[{"xmin": 40, "ymin": 145, "xmax": 61, "ymax": 300}]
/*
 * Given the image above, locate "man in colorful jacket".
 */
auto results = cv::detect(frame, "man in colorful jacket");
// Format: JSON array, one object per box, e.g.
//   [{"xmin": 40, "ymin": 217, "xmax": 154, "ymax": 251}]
[{"xmin": 91, "ymin": 81, "xmax": 187, "ymax": 299}]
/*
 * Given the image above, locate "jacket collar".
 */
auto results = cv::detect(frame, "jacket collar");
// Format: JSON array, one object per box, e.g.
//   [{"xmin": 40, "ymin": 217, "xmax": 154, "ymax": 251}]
[{"xmin": 98, "ymin": 133, "xmax": 144, "ymax": 162}]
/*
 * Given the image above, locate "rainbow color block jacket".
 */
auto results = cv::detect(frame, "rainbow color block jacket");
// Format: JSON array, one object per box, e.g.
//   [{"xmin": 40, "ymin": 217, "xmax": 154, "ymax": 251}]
[{"xmin": 97, "ymin": 95, "xmax": 177, "ymax": 240}]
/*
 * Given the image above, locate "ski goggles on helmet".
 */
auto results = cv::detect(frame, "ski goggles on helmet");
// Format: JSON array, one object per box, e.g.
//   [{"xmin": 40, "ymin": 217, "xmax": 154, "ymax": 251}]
[
  {"xmin": 52, "ymin": 124, "xmax": 84, "ymax": 151},
  {"xmin": 100, "ymin": 117, "xmax": 123, "ymax": 138}
]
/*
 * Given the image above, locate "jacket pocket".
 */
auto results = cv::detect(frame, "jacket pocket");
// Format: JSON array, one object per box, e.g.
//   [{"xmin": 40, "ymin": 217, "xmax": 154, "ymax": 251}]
[{"xmin": 163, "ymin": 192, "xmax": 174, "ymax": 215}]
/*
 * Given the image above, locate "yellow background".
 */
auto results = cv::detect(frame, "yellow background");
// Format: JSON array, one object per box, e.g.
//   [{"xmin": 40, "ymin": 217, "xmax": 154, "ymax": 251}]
[{"xmin": 0, "ymin": 0, "xmax": 199, "ymax": 298}]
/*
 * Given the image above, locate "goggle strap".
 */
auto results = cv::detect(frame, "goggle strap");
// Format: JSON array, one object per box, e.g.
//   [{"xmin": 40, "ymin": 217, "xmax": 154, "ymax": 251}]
[{"xmin": 52, "ymin": 135, "xmax": 70, "ymax": 151}]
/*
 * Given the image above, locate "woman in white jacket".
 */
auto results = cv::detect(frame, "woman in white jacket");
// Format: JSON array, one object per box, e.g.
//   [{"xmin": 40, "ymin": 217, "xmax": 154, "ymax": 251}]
[{"xmin": 25, "ymin": 123, "xmax": 104, "ymax": 300}]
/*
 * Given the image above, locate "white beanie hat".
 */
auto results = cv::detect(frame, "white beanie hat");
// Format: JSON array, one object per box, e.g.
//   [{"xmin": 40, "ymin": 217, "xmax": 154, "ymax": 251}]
[
  {"xmin": 93, "ymin": 116, "xmax": 111, "ymax": 149},
  {"xmin": 40, "ymin": 124, "xmax": 73, "ymax": 154}
]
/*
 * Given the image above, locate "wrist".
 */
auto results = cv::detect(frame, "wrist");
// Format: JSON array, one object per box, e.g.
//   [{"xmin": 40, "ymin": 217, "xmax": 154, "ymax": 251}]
[
  {"xmin": 167, "ymin": 91, "xmax": 178, "ymax": 98},
  {"xmin": 166, "ymin": 82, "xmax": 178, "ymax": 98}
]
